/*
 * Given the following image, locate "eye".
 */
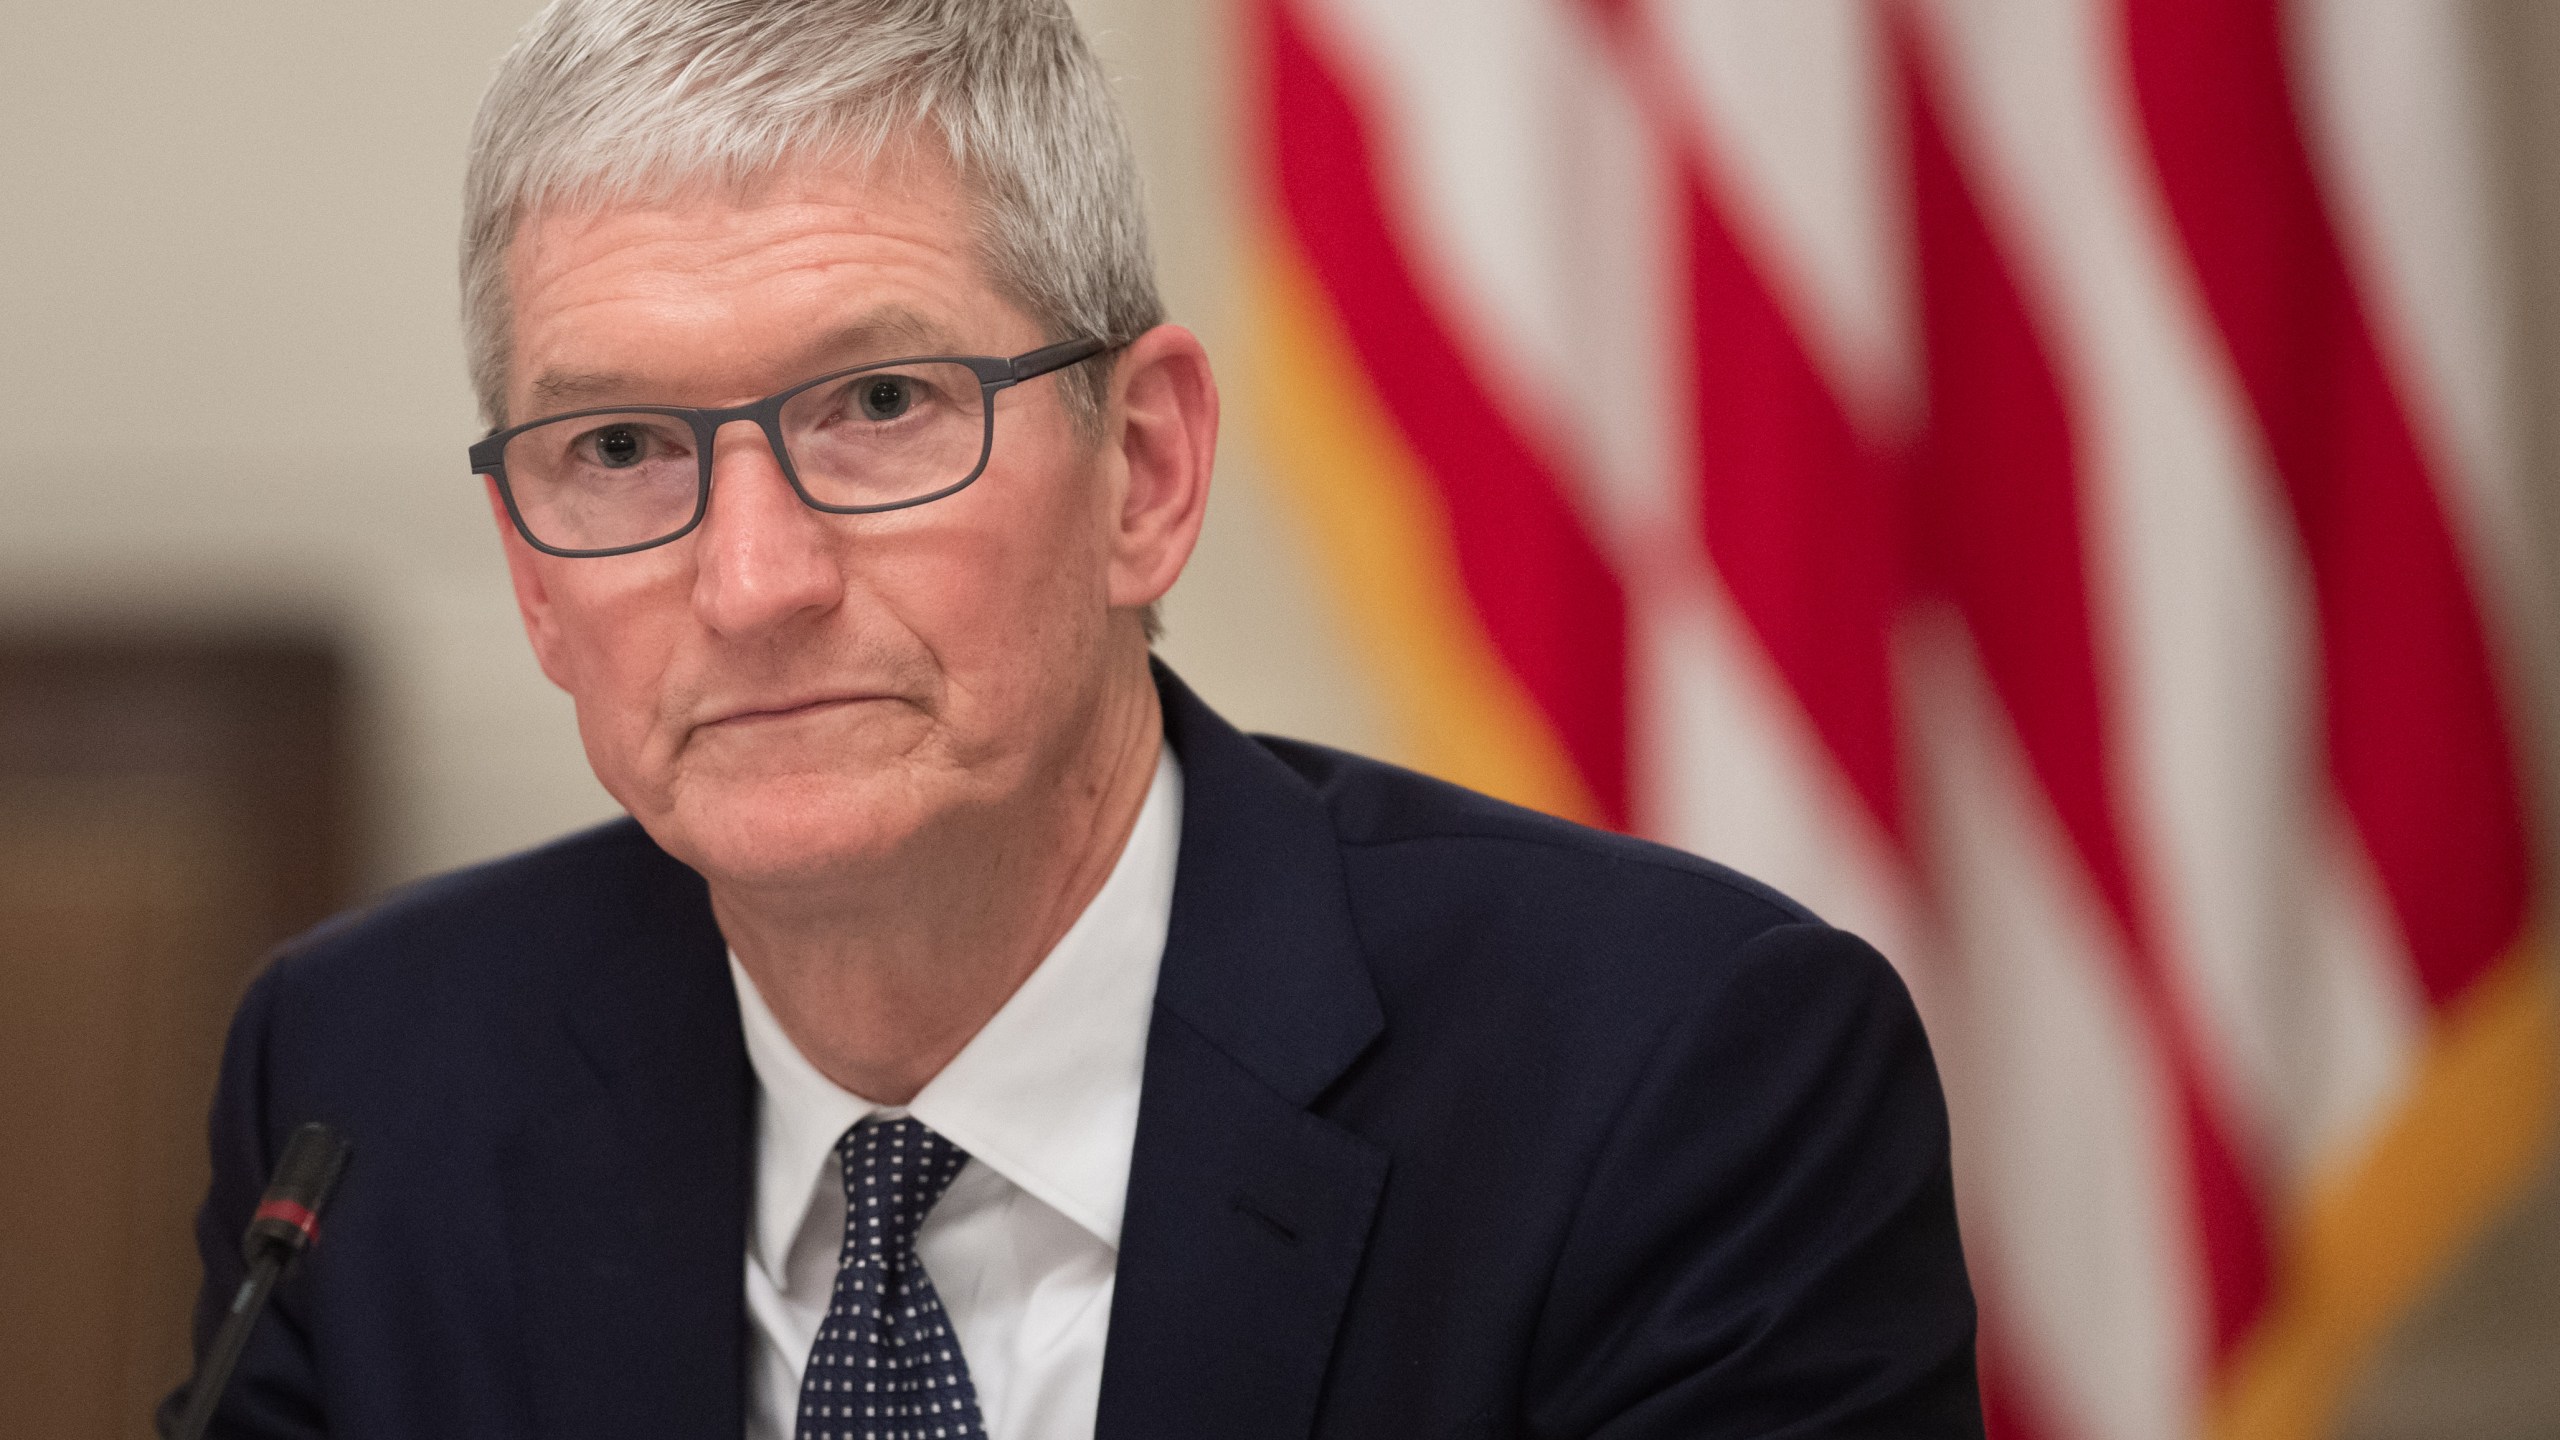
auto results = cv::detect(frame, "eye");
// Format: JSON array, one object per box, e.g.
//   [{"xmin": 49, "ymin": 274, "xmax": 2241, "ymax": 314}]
[
  {"xmin": 856, "ymin": 375, "xmax": 915, "ymax": 422},
  {"xmin": 585, "ymin": 424, "xmax": 649, "ymax": 468}
]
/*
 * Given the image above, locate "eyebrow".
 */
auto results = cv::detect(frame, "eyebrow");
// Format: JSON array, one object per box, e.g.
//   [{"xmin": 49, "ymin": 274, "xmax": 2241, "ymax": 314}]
[{"xmin": 522, "ymin": 307, "xmax": 967, "ymax": 411}]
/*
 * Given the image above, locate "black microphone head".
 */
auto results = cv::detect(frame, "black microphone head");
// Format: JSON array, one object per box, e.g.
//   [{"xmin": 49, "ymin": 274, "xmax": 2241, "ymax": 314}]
[{"xmin": 243, "ymin": 1122, "xmax": 353, "ymax": 1264}]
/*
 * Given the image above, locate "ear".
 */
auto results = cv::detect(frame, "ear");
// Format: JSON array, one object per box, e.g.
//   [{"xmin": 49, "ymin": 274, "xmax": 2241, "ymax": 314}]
[
  {"xmin": 485, "ymin": 478, "xmax": 578, "ymax": 692},
  {"xmin": 1100, "ymin": 324, "xmax": 1218, "ymax": 611}
]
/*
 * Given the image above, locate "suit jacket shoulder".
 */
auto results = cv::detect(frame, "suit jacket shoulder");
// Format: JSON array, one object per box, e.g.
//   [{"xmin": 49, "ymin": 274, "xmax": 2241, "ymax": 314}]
[
  {"xmin": 1259, "ymin": 731, "xmax": 1828, "ymax": 1002},
  {"xmin": 1102, "ymin": 676, "xmax": 1980, "ymax": 1440},
  {"xmin": 1267, "ymin": 731, "xmax": 1815, "ymax": 909},
  {"xmin": 178, "ymin": 816, "xmax": 747, "ymax": 1440},
  {"xmin": 262, "ymin": 816, "xmax": 695, "ymax": 1009}
]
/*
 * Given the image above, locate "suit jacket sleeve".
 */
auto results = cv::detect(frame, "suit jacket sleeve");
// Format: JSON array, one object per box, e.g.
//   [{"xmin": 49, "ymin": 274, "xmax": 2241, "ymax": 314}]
[
  {"xmin": 1524, "ymin": 922, "xmax": 1983, "ymax": 1438},
  {"xmin": 161, "ymin": 960, "xmax": 329, "ymax": 1439}
]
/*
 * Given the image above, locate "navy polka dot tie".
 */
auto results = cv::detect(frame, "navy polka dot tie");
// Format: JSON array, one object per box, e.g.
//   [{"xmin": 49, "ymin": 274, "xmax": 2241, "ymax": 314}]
[{"xmin": 795, "ymin": 1116, "xmax": 987, "ymax": 1440}]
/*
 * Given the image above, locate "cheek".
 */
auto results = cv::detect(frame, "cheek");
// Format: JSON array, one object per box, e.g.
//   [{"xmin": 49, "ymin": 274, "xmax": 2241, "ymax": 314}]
[
  {"xmin": 540, "ymin": 564, "xmax": 693, "ymax": 758},
  {"xmin": 986, "ymin": 465, "xmax": 1113, "ymax": 636},
  {"xmin": 898, "ymin": 524, "xmax": 1096, "ymax": 680},
  {"xmin": 895, "ymin": 461, "xmax": 1114, "ymax": 693}
]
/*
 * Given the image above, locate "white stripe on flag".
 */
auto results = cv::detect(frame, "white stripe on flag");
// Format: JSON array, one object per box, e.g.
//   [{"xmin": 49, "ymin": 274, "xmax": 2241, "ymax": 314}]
[
  {"xmin": 1642, "ymin": 576, "xmax": 1925, "ymax": 980},
  {"xmin": 1641, "ymin": 0, "xmax": 1913, "ymax": 424},
  {"xmin": 2290, "ymin": 0, "xmax": 2557, "ymax": 792},
  {"xmin": 1297, "ymin": 0, "xmax": 1675, "ymax": 545},
  {"xmin": 1908, "ymin": 0, "xmax": 2427, "ymax": 1187},
  {"xmin": 1906, "ymin": 612, "xmax": 2200, "ymax": 1440}
]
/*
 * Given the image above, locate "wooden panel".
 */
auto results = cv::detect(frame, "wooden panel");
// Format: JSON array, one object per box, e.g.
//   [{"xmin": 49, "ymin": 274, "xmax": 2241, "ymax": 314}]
[{"xmin": 0, "ymin": 639, "xmax": 353, "ymax": 1440}]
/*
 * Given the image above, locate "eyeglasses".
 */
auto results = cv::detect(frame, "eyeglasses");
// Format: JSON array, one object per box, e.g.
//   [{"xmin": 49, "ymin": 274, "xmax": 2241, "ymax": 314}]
[{"xmin": 468, "ymin": 337, "xmax": 1109, "ymax": 557}]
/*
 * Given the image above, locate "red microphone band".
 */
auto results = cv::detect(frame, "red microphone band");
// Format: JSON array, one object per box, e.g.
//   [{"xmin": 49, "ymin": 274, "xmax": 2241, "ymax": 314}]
[{"xmin": 253, "ymin": 1198, "xmax": 320, "ymax": 1246}]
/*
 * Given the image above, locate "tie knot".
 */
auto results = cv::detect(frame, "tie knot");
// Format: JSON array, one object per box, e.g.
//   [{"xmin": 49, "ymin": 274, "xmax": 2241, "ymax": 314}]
[
  {"xmin": 834, "ymin": 1116, "xmax": 969, "ymax": 1257},
  {"xmin": 804, "ymin": 1115, "xmax": 985, "ymax": 1439}
]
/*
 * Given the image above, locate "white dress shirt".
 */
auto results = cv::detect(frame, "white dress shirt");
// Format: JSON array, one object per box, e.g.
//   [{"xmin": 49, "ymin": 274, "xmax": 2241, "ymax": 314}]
[{"xmin": 731, "ymin": 748, "xmax": 1181, "ymax": 1440}]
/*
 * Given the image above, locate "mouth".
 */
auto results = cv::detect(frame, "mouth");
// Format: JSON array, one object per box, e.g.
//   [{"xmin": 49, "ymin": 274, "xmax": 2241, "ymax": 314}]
[{"xmin": 702, "ymin": 694, "xmax": 886, "ymax": 729}]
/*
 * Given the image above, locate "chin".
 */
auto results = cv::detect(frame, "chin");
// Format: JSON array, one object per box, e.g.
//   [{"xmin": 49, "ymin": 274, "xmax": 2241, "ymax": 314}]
[{"xmin": 646, "ymin": 768, "xmax": 940, "ymax": 890}]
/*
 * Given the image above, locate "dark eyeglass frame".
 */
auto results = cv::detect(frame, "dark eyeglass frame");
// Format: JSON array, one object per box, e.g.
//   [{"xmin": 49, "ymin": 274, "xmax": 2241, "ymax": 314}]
[{"xmin": 468, "ymin": 336, "xmax": 1110, "ymax": 558}]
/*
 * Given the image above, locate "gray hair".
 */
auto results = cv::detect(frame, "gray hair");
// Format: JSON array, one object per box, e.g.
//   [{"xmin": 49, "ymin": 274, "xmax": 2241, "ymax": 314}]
[{"xmin": 459, "ymin": 0, "xmax": 1163, "ymax": 430}]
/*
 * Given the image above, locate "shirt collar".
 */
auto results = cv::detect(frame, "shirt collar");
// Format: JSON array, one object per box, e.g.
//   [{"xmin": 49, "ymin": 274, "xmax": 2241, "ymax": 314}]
[{"xmin": 731, "ymin": 746, "xmax": 1182, "ymax": 1276}]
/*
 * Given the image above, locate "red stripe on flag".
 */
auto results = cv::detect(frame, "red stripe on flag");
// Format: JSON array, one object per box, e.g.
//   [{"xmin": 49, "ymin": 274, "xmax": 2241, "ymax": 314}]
[
  {"xmin": 1679, "ymin": 157, "xmax": 1907, "ymax": 838},
  {"xmin": 1897, "ymin": 23, "xmax": 2274, "ymax": 1360},
  {"xmin": 2124, "ymin": 0, "xmax": 2532, "ymax": 1009},
  {"xmin": 1266, "ymin": 0, "xmax": 1631, "ymax": 826},
  {"xmin": 1586, "ymin": 0, "xmax": 1905, "ymax": 845}
]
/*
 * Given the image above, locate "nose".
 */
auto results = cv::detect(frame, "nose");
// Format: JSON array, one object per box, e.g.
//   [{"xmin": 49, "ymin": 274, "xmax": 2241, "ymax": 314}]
[{"xmin": 689, "ymin": 419, "xmax": 847, "ymax": 638}]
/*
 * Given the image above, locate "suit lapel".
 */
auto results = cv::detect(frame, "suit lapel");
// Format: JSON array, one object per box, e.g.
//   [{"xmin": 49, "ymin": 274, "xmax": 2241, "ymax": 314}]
[
  {"xmin": 1097, "ymin": 668, "xmax": 1390, "ymax": 1440},
  {"xmin": 501, "ymin": 834, "xmax": 750, "ymax": 1440}
]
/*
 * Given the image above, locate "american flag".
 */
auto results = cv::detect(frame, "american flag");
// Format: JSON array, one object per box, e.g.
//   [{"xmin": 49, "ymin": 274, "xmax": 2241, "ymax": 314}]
[{"xmin": 1241, "ymin": 2, "xmax": 2554, "ymax": 1437}]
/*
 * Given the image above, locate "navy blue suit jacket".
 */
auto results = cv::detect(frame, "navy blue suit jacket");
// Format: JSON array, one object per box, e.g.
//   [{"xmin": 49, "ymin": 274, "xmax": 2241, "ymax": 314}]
[{"xmin": 176, "ymin": 667, "xmax": 1981, "ymax": 1437}]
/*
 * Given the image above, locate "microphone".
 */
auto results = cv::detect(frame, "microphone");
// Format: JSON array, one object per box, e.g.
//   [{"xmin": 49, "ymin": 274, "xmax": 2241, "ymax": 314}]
[{"xmin": 167, "ymin": 1122, "xmax": 353, "ymax": 1440}]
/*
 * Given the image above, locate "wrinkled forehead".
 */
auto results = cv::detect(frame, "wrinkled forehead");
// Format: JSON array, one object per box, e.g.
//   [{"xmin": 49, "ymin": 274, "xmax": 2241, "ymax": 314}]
[
  {"xmin": 501, "ymin": 148, "xmax": 1023, "ymax": 407},
  {"xmin": 520, "ymin": 307, "xmax": 969, "ymax": 416},
  {"xmin": 504, "ymin": 138, "xmax": 985, "ymax": 299}
]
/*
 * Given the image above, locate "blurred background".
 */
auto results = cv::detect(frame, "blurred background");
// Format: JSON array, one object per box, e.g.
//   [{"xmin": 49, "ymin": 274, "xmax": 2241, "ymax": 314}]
[{"xmin": 1, "ymin": 1, "xmax": 2554, "ymax": 1437}]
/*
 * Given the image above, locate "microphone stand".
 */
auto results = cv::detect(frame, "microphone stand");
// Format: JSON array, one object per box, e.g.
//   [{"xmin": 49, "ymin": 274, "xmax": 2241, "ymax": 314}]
[{"xmin": 167, "ymin": 1122, "xmax": 352, "ymax": 1440}]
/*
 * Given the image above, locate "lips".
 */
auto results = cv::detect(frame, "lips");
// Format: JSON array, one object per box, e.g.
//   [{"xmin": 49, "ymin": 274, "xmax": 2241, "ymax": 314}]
[{"xmin": 702, "ymin": 694, "xmax": 879, "ymax": 728}]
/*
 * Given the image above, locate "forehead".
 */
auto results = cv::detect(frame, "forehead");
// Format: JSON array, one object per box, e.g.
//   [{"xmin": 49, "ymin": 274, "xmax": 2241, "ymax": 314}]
[{"xmin": 505, "ymin": 151, "xmax": 1022, "ymax": 406}]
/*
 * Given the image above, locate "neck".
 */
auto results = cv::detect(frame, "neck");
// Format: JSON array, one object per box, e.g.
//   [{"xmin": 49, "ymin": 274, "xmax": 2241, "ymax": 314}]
[{"xmin": 714, "ymin": 656, "xmax": 1164, "ymax": 1106}]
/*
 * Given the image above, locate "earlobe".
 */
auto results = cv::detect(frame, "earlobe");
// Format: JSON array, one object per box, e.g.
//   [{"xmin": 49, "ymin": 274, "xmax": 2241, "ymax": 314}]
[
  {"xmin": 485, "ymin": 478, "xmax": 574, "ymax": 690},
  {"xmin": 1104, "ymin": 325, "xmax": 1219, "ymax": 612}
]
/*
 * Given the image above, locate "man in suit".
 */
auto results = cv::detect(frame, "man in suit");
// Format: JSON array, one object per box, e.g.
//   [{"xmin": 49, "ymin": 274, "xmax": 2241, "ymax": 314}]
[{"xmin": 176, "ymin": 1, "xmax": 1982, "ymax": 1435}]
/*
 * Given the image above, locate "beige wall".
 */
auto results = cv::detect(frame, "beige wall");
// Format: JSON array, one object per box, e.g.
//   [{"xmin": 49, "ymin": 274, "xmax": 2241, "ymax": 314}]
[{"xmin": 0, "ymin": 0, "xmax": 1385, "ymax": 892}]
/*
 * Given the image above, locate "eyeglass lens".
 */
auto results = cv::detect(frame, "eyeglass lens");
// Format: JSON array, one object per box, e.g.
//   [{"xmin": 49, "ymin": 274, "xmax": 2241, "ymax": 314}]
[{"xmin": 498, "ymin": 360, "xmax": 991, "ymax": 553}]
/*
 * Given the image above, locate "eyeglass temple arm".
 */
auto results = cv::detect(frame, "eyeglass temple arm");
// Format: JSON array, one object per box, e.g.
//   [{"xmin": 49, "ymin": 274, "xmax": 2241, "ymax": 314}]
[{"xmin": 998, "ymin": 337, "xmax": 1112, "ymax": 386}]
